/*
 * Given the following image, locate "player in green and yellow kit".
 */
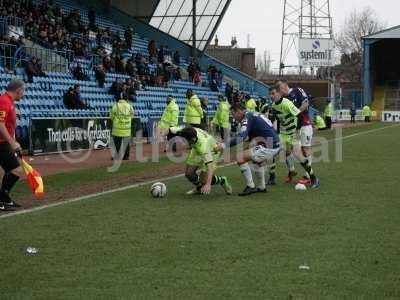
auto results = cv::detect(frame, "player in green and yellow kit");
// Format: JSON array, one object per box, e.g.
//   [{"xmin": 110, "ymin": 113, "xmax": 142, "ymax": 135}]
[
  {"xmin": 167, "ymin": 126, "xmax": 232, "ymax": 195},
  {"xmin": 270, "ymin": 86, "xmax": 320, "ymax": 188},
  {"xmin": 269, "ymin": 86, "xmax": 299, "ymax": 183}
]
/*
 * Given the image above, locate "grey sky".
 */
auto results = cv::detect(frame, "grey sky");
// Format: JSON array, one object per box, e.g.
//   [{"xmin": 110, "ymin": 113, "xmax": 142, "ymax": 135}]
[{"xmin": 213, "ymin": 0, "xmax": 399, "ymax": 72}]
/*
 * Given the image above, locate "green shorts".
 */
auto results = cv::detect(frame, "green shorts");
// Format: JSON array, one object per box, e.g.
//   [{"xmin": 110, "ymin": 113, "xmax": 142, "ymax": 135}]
[
  {"xmin": 279, "ymin": 134, "xmax": 295, "ymax": 149},
  {"xmin": 186, "ymin": 149, "xmax": 221, "ymax": 172}
]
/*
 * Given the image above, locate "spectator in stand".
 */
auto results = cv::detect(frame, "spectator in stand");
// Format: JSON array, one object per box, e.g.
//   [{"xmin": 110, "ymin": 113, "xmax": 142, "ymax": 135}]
[
  {"xmin": 209, "ymin": 79, "xmax": 219, "ymax": 92},
  {"xmin": 114, "ymin": 54, "xmax": 125, "ymax": 74},
  {"xmin": 103, "ymin": 56, "xmax": 113, "ymax": 72},
  {"xmin": 65, "ymin": 9, "xmax": 81, "ymax": 33},
  {"xmin": 148, "ymin": 40, "xmax": 157, "ymax": 62},
  {"xmin": 187, "ymin": 61, "xmax": 196, "ymax": 83},
  {"xmin": 225, "ymin": 82, "xmax": 233, "ymax": 102},
  {"xmin": 193, "ymin": 69, "xmax": 202, "ymax": 86},
  {"xmin": 132, "ymin": 76, "xmax": 142, "ymax": 90},
  {"xmin": 25, "ymin": 57, "xmax": 46, "ymax": 83},
  {"xmin": 173, "ymin": 50, "xmax": 180, "ymax": 66},
  {"xmin": 94, "ymin": 64, "xmax": 106, "ymax": 88},
  {"xmin": 88, "ymin": 8, "xmax": 96, "ymax": 31},
  {"xmin": 158, "ymin": 45, "xmax": 165, "ymax": 64},
  {"xmin": 109, "ymin": 79, "xmax": 123, "ymax": 99},
  {"xmin": 216, "ymin": 70, "xmax": 223, "ymax": 87},
  {"xmin": 126, "ymin": 57, "xmax": 137, "ymax": 77},
  {"xmin": 96, "ymin": 29, "xmax": 103, "ymax": 47},
  {"xmin": 72, "ymin": 63, "xmax": 89, "ymax": 81},
  {"xmin": 125, "ymin": 78, "xmax": 137, "ymax": 102},
  {"xmin": 71, "ymin": 38, "xmax": 86, "ymax": 57},
  {"xmin": 163, "ymin": 63, "xmax": 172, "ymax": 86},
  {"xmin": 63, "ymin": 85, "xmax": 88, "ymax": 109},
  {"xmin": 124, "ymin": 27, "xmax": 133, "ymax": 50},
  {"xmin": 172, "ymin": 66, "xmax": 181, "ymax": 81},
  {"xmin": 207, "ymin": 65, "xmax": 214, "ymax": 82}
]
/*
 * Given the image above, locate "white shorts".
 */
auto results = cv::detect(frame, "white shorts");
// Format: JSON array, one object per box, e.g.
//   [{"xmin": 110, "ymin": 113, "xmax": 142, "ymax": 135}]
[
  {"xmin": 298, "ymin": 125, "xmax": 313, "ymax": 147},
  {"xmin": 250, "ymin": 145, "xmax": 280, "ymax": 164}
]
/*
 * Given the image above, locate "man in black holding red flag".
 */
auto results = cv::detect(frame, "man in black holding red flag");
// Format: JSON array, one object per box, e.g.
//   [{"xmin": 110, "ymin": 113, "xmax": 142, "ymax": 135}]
[{"xmin": 0, "ymin": 79, "xmax": 25, "ymax": 211}]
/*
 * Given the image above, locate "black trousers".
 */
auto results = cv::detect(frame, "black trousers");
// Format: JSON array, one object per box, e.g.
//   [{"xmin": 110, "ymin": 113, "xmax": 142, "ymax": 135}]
[
  {"xmin": 365, "ymin": 116, "xmax": 370, "ymax": 122},
  {"xmin": 112, "ymin": 136, "xmax": 130, "ymax": 160},
  {"xmin": 325, "ymin": 116, "xmax": 332, "ymax": 129},
  {"xmin": 350, "ymin": 115, "xmax": 355, "ymax": 123},
  {"xmin": 216, "ymin": 126, "xmax": 227, "ymax": 140}
]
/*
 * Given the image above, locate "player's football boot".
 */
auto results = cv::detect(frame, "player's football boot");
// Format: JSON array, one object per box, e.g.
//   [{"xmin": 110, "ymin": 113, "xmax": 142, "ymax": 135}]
[
  {"xmin": 0, "ymin": 201, "xmax": 13, "ymax": 211},
  {"xmin": 186, "ymin": 187, "xmax": 201, "ymax": 195},
  {"xmin": 238, "ymin": 186, "xmax": 258, "ymax": 196},
  {"xmin": 1, "ymin": 192, "xmax": 21, "ymax": 208},
  {"xmin": 5, "ymin": 200, "xmax": 21, "ymax": 208},
  {"xmin": 221, "ymin": 177, "xmax": 233, "ymax": 195},
  {"xmin": 310, "ymin": 178, "xmax": 320, "ymax": 189},
  {"xmin": 257, "ymin": 188, "xmax": 267, "ymax": 193},
  {"xmin": 285, "ymin": 171, "xmax": 297, "ymax": 183},
  {"xmin": 267, "ymin": 174, "xmax": 276, "ymax": 186}
]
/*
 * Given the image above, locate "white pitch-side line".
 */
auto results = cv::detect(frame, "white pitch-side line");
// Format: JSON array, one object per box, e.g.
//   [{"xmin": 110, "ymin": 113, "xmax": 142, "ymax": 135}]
[
  {"xmin": 0, "ymin": 174, "xmax": 184, "ymax": 219},
  {"xmin": 328, "ymin": 123, "xmax": 400, "ymax": 142},
  {"xmin": 1, "ymin": 124, "xmax": 399, "ymax": 219}
]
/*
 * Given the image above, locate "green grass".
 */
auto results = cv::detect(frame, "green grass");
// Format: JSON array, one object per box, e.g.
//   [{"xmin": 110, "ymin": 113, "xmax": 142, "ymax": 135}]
[{"xmin": 1, "ymin": 123, "xmax": 400, "ymax": 299}]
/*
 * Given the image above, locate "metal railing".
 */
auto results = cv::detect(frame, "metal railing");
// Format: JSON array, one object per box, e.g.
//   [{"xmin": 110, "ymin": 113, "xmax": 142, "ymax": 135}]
[
  {"xmin": 15, "ymin": 45, "xmax": 74, "ymax": 73},
  {"xmin": 0, "ymin": 16, "xmax": 25, "ymax": 36},
  {"xmin": 0, "ymin": 43, "xmax": 18, "ymax": 70}
]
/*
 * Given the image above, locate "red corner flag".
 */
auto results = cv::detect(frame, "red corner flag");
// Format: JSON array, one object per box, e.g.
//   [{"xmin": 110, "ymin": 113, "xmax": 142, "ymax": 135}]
[{"xmin": 21, "ymin": 159, "xmax": 44, "ymax": 197}]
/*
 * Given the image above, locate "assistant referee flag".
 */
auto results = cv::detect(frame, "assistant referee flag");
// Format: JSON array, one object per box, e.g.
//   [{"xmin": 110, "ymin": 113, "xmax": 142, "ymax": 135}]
[{"xmin": 21, "ymin": 159, "xmax": 44, "ymax": 197}]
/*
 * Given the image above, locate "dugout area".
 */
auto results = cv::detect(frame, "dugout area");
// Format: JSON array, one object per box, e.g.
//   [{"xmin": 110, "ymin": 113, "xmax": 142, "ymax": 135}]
[{"xmin": 363, "ymin": 25, "xmax": 400, "ymax": 117}]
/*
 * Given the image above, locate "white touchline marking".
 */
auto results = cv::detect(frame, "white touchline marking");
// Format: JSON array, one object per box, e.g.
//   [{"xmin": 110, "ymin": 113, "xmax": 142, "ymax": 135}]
[
  {"xmin": 1, "ymin": 124, "xmax": 399, "ymax": 219},
  {"xmin": 0, "ymin": 174, "xmax": 184, "ymax": 219},
  {"xmin": 328, "ymin": 123, "xmax": 400, "ymax": 142}
]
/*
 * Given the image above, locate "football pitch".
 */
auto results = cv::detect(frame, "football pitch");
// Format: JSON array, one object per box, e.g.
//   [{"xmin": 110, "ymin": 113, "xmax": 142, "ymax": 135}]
[{"xmin": 1, "ymin": 123, "xmax": 400, "ymax": 299}]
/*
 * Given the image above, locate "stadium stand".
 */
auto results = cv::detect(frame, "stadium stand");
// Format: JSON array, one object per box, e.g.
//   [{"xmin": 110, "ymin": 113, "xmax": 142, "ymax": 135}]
[{"xmin": 0, "ymin": 0, "xmax": 263, "ymax": 147}]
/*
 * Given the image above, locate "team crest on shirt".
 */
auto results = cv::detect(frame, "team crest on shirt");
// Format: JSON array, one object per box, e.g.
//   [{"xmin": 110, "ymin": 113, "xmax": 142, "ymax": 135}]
[{"xmin": 0, "ymin": 110, "xmax": 6, "ymax": 121}]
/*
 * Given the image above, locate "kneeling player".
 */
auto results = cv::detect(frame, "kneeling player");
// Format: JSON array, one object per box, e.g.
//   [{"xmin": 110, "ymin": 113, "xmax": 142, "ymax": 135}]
[
  {"xmin": 227, "ymin": 103, "xmax": 281, "ymax": 196},
  {"xmin": 169, "ymin": 126, "xmax": 232, "ymax": 195}
]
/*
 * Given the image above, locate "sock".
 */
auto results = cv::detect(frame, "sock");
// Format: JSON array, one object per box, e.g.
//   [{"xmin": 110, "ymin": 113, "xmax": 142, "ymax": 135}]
[
  {"xmin": 239, "ymin": 163, "xmax": 255, "ymax": 188},
  {"xmin": 269, "ymin": 159, "xmax": 276, "ymax": 177},
  {"xmin": 254, "ymin": 165, "xmax": 266, "ymax": 190},
  {"xmin": 1, "ymin": 172, "xmax": 20, "ymax": 196},
  {"xmin": 304, "ymin": 155, "xmax": 312, "ymax": 179},
  {"xmin": 300, "ymin": 159, "xmax": 316, "ymax": 181},
  {"xmin": 211, "ymin": 175, "xmax": 224, "ymax": 186},
  {"xmin": 188, "ymin": 174, "xmax": 201, "ymax": 186},
  {"xmin": 286, "ymin": 154, "xmax": 296, "ymax": 172}
]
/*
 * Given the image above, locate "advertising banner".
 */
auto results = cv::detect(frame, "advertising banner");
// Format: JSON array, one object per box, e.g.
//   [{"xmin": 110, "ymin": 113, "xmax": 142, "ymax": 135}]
[
  {"xmin": 30, "ymin": 117, "xmax": 141, "ymax": 155},
  {"xmin": 299, "ymin": 38, "xmax": 334, "ymax": 67},
  {"xmin": 382, "ymin": 111, "xmax": 400, "ymax": 122}
]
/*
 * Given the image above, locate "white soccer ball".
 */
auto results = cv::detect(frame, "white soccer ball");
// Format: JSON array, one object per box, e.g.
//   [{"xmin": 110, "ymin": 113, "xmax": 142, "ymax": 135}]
[
  {"xmin": 150, "ymin": 182, "xmax": 167, "ymax": 198},
  {"xmin": 295, "ymin": 183, "xmax": 307, "ymax": 191}
]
